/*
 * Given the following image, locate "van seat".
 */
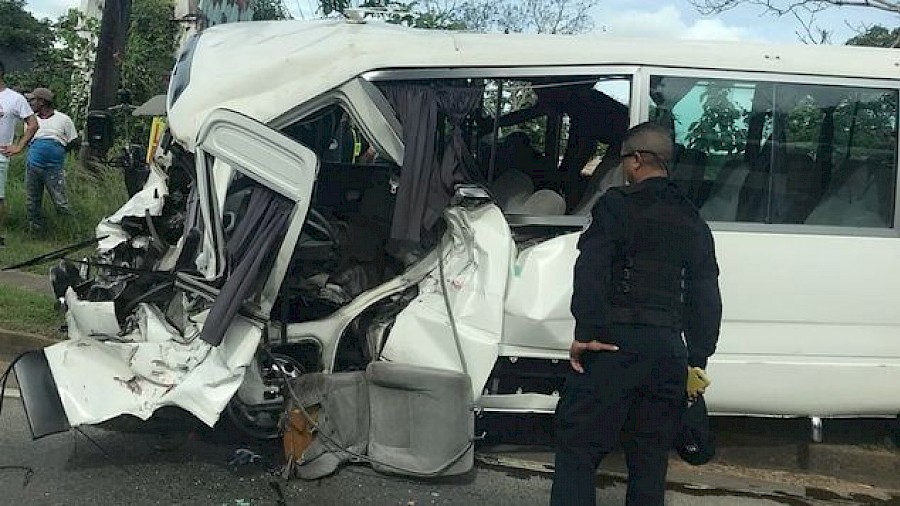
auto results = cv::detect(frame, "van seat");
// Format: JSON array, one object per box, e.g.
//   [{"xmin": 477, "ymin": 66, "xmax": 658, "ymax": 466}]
[
  {"xmin": 509, "ymin": 189, "xmax": 567, "ymax": 216},
  {"xmin": 490, "ymin": 169, "xmax": 534, "ymax": 211}
]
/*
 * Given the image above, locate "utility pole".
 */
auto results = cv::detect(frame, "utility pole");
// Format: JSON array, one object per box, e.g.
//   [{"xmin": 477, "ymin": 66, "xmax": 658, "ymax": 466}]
[{"xmin": 81, "ymin": 0, "xmax": 132, "ymax": 161}]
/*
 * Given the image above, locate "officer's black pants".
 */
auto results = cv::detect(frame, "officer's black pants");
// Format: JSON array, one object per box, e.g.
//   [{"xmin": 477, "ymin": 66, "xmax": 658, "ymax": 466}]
[{"xmin": 550, "ymin": 327, "xmax": 687, "ymax": 506}]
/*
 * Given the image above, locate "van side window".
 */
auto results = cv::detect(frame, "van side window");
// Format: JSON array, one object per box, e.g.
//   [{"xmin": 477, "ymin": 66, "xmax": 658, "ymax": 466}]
[
  {"xmin": 478, "ymin": 76, "xmax": 631, "ymax": 215},
  {"xmin": 650, "ymin": 76, "xmax": 898, "ymax": 228}
]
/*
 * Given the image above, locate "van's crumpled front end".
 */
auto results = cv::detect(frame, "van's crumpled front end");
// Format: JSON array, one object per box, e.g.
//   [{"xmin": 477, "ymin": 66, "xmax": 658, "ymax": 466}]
[
  {"xmin": 16, "ymin": 152, "xmax": 266, "ymax": 437},
  {"xmin": 16, "ymin": 106, "xmax": 318, "ymax": 439}
]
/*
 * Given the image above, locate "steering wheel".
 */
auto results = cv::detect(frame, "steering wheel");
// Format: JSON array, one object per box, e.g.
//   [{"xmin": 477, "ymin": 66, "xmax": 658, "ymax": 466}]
[{"xmin": 297, "ymin": 208, "xmax": 338, "ymax": 252}]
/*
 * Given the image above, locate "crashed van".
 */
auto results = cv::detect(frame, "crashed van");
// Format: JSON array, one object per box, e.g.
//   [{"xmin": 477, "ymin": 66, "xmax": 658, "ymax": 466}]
[{"xmin": 14, "ymin": 18, "xmax": 900, "ymax": 463}]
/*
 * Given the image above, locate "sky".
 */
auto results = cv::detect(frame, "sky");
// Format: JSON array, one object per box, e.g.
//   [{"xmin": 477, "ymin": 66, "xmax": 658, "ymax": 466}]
[{"xmin": 23, "ymin": 0, "xmax": 900, "ymax": 45}]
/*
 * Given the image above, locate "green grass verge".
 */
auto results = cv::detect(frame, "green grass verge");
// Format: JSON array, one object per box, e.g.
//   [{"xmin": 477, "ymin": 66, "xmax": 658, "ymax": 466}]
[
  {"xmin": 0, "ymin": 284, "xmax": 64, "ymax": 338},
  {"xmin": 1, "ymin": 155, "xmax": 129, "ymax": 274}
]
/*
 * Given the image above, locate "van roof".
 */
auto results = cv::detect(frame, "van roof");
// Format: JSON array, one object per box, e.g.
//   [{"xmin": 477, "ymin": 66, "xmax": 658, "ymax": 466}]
[{"xmin": 168, "ymin": 18, "xmax": 900, "ymax": 149}]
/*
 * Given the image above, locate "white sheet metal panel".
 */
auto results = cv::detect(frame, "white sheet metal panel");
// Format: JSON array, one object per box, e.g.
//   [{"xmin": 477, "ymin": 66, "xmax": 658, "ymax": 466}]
[
  {"xmin": 380, "ymin": 205, "xmax": 514, "ymax": 397},
  {"xmin": 46, "ymin": 302, "xmax": 262, "ymax": 427},
  {"xmin": 167, "ymin": 19, "xmax": 900, "ymax": 150},
  {"xmin": 196, "ymin": 109, "xmax": 317, "ymax": 204},
  {"xmin": 195, "ymin": 108, "xmax": 318, "ymax": 301},
  {"xmin": 503, "ymin": 233, "xmax": 579, "ymax": 351},
  {"xmin": 63, "ymin": 288, "xmax": 120, "ymax": 340},
  {"xmin": 703, "ymin": 230, "xmax": 900, "ymax": 416},
  {"xmin": 47, "ymin": 108, "xmax": 317, "ymax": 428},
  {"xmin": 492, "ymin": 223, "xmax": 900, "ymax": 417},
  {"xmin": 95, "ymin": 166, "xmax": 169, "ymax": 251}
]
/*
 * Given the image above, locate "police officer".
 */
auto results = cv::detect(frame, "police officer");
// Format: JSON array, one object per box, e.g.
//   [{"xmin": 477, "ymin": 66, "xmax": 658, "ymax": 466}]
[{"xmin": 551, "ymin": 122, "xmax": 722, "ymax": 506}]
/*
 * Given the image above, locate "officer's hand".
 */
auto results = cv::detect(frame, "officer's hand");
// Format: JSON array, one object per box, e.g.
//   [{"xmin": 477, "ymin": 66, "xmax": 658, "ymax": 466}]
[
  {"xmin": 686, "ymin": 367, "xmax": 711, "ymax": 400},
  {"xmin": 569, "ymin": 340, "xmax": 619, "ymax": 374}
]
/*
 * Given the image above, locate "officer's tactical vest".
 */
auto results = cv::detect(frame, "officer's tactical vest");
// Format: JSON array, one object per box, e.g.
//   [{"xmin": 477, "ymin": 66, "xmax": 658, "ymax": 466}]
[{"xmin": 607, "ymin": 182, "xmax": 699, "ymax": 329}]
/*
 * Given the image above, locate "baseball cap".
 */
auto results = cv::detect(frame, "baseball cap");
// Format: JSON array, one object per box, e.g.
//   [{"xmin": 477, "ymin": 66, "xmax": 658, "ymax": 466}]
[{"xmin": 25, "ymin": 87, "xmax": 54, "ymax": 103}]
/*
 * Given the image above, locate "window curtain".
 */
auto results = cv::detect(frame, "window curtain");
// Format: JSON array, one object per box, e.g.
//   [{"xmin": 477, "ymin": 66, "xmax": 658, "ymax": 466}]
[
  {"xmin": 200, "ymin": 186, "xmax": 292, "ymax": 346},
  {"xmin": 379, "ymin": 84, "xmax": 483, "ymax": 255}
]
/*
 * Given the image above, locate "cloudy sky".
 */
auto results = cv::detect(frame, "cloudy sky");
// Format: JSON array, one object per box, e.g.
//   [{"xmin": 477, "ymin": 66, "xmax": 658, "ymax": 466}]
[{"xmin": 24, "ymin": 0, "xmax": 899, "ymax": 45}]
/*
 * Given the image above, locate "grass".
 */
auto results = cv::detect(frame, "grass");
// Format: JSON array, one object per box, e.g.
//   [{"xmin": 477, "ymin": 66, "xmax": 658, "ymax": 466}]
[
  {"xmin": 0, "ymin": 284, "xmax": 65, "ymax": 338},
  {"xmin": 0, "ymin": 156, "xmax": 128, "ymax": 338},
  {"xmin": 1, "ymin": 155, "xmax": 129, "ymax": 274}
]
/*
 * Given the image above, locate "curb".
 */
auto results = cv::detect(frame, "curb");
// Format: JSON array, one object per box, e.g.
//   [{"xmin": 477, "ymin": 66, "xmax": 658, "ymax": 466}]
[{"xmin": 0, "ymin": 327, "xmax": 61, "ymax": 349}]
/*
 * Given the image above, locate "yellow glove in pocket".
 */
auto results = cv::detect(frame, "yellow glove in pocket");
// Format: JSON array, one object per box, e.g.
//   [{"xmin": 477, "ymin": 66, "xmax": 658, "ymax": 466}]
[{"xmin": 686, "ymin": 367, "xmax": 711, "ymax": 399}]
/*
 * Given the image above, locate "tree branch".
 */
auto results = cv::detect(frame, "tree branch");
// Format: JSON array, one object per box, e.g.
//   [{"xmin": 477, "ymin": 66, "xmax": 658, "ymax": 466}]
[{"xmin": 691, "ymin": 0, "xmax": 900, "ymax": 15}]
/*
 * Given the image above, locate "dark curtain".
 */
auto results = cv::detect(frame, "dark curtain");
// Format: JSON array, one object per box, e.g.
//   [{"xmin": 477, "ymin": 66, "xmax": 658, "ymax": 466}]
[
  {"xmin": 430, "ymin": 87, "xmax": 484, "ymax": 228},
  {"xmin": 381, "ymin": 85, "xmax": 439, "ymax": 253},
  {"xmin": 379, "ymin": 84, "xmax": 483, "ymax": 255},
  {"xmin": 200, "ymin": 186, "xmax": 292, "ymax": 346}
]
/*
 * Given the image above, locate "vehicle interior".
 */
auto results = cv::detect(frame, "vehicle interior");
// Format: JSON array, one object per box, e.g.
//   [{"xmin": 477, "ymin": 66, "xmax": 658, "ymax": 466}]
[{"xmin": 650, "ymin": 76, "xmax": 897, "ymax": 227}]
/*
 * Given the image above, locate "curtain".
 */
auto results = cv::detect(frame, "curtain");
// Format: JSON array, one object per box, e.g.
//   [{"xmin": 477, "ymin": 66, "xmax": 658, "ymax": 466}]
[
  {"xmin": 200, "ymin": 186, "xmax": 292, "ymax": 346},
  {"xmin": 379, "ymin": 84, "xmax": 484, "ymax": 255}
]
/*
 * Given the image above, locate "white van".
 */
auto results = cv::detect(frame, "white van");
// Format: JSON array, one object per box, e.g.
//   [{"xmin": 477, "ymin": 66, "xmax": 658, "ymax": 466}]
[{"xmin": 17, "ymin": 19, "xmax": 900, "ymax": 444}]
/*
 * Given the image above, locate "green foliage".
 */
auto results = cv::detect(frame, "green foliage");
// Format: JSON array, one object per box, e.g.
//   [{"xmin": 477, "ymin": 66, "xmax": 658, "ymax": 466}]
[
  {"xmin": 320, "ymin": 0, "xmax": 595, "ymax": 33},
  {"xmin": 0, "ymin": 156, "xmax": 127, "ymax": 249},
  {"xmin": 321, "ymin": 0, "xmax": 352, "ymax": 15},
  {"xmin": 8, "ymin": 0, "xmax": 174, "ymax": 145},
  {"xmin": 0, "ymin": 284, "xmax": 64, "ymax": 337},
  {"xmin": 785, "ymin": 95, "xmax": 821, "ymax": 145},
  {"xmin": 0, "ymin": 0, "xmax": 52, "ymax": 55},
  {"xmin": 832, "ymin": 92, "xmax": 898, "ymax": 154},
  {"xmin": 687, "ymin": 84, "xmax": 748, "ymax": 155},
  {"xmin": 123, "ymin": 0, "xmax": 177, "ymax": 105},
  {"xmin": 845, "ymin": 24, "xmax": 900, "ymax": 48},
  {"xmin": 251, "ymin": 0, "xmax": 291, "ymax": 21},
  {"xmin": 8, "ymin": 9, "xmax": 99, "ymax": 127},
  {"xmin": 119, "ymin": 0, "xmax": 178, "ymax": 144}
]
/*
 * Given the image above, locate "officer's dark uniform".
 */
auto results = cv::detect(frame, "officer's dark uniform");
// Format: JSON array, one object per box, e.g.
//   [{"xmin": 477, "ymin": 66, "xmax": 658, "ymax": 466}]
[{"xmin": 551, "ymin": 176, "xmax": 722, "ymax": 506}]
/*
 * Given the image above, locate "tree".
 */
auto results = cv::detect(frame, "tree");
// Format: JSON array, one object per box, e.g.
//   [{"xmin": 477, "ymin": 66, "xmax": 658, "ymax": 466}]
[
  {"xmin": 686, "ymin": 84, "xmax": 748, "ymax": 155},
  {"xmin": 252, "ymin": 0, "xmax": 291, "ymax": 20},
  {"xmin": 0, "ymin": 0, "xmax": 53, "ymax": 73},
  {"xmin": 692, "ymin": 0, "xmax": 899, "ymax": 16},
  {"xmin": 118, "ymin": 0, "xmax": 178, "ymax": 145},
  {"xmin": 517, "ymin": 0, "xmax": 595, "ymax": 34},
  {"xmin": 319, "ymin": 0, "xmax": 597, "ymax": 34},
  {"xmin": 846, "ymin": 23, "xmax": 900, "ymax": 47},
  {"xmin": 88, "ymin": 0, "xmax": 132, "ymax": 140},
  {"xmin": 121, "ymin": 0, "xmax": 177, "ymax": 107},
  {"xmin": 691, "ymin": 0, "xmax": 900, "ymax": 47},
  {"xmin": 8, "ymin": 9, "xmax": 99, "ymax": 126}
]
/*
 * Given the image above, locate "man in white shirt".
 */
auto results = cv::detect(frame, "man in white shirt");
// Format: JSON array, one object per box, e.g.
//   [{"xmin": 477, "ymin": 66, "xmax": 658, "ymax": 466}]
[
  {"xmin": 0, "ymin": 59, "xmax": 39, "ymax": 247},
  {"xmin": 24, "ymin": 87, "xmax": 78, "ymax": 233}
]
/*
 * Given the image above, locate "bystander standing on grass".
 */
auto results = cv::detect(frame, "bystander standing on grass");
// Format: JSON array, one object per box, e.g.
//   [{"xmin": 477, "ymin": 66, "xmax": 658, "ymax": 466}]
[
  {"xmin": 0, "ymin": 59, "xmax": 38, "ymax": 248},
  {"xmin": 23, "ymin": 87, "xmax": 79, "ymax": 235}
]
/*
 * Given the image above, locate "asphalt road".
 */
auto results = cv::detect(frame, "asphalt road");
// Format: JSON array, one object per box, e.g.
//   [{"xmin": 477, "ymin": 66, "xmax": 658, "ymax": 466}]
[{"xmin": 1, "ymin": 397, "xmax": 897, "ymax": 506}]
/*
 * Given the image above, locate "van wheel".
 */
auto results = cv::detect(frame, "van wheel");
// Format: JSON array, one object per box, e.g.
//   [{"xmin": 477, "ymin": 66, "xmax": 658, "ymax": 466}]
[{"xmin": 225, "ymin": 353, "xmax": 305, "ymax": 440}]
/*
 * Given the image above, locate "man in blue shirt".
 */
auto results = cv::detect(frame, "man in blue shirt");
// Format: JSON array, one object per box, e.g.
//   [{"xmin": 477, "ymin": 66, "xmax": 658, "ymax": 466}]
[{"xmin": 25, "ymin": 87, "xmax": 78, "ymax": 233}]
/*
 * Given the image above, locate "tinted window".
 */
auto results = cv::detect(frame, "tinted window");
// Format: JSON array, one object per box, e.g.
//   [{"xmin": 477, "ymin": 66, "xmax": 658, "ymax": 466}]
[{"xmin": 650, "ymin": 76, "xmax": 898, "ymax": 228}]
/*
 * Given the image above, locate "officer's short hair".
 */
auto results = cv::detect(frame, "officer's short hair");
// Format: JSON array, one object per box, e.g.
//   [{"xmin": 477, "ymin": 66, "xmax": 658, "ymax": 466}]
[
  {"xmin": 0, "ymin": 59, "xmax": 5, "ymax": 77},
  {"xmin": 621, "ymin": 122, "xmax": 674, "ymax": 170}
]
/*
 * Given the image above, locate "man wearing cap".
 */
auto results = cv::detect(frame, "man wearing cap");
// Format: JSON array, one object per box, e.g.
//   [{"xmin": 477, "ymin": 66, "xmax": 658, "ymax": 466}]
[
  {"xmin": 550, "ymin": 122, "xmax": 722, "ymax": 506},
  {"xmin": 24, "ymin": 87, "xmax": 78, "ymax": 233},
  {"xmin": 0, "ymin": 59, "xmax": 39, "ymax": 247}
]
